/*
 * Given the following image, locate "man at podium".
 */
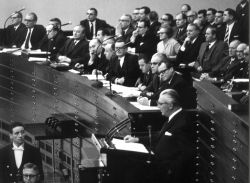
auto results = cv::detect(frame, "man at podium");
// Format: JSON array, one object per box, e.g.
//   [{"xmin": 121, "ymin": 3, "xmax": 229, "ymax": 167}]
[{"xmin": 125, "ymin": 89, "xmax": 196, "ymax": 183}]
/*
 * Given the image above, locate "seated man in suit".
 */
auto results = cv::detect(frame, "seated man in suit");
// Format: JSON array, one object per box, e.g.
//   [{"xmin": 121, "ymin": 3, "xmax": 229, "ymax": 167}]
[
  {"xmin": 80, "ymin": 8, "xmax": 114, "ymax": 40},
  {"xmin": 125, "ymin": 89, "xmax": 196, "ymax": 183},
  {"xmin": 189, "ymin": 26, "xmax": 228, "ymax": 79},
  {"xmin": 115, "ymin": 14, "xmax": 134, "ymax": 43},
  {"xmin": 138, "ymin": 53, "xmax": 197, "ymax": 109},
  {"xmin": 22, "ymin": 163, "xmax": 41, "ymax": 183},
  {"xmin": 56, "ymin": 24, "xmax": 89, "ymax": 68},
  {"xmin": 83, "ymin": 38, "xmax": 109, "ymax": 75},
  {"xmin": 129, "ymin": 19, "xmax": 158, "ymax": 58},
  {"xmin": 4, "ymin": 12, "xmax": 26, "ymax": 48},
  {"xmin": 0, "ymin": 122, "xmax": 44, "ymax": 183},
  {"xmin": 135, "ymin": 54, "xmax": 153, "ymax": 91},
  {"xmin": 106, "ymin": 38, "xmax": 141, "ymax": 87},
  {"xmin": 21, "ymin": 12, "xmax": 46, "ymax": 50},
  {"xmin": 39, "ymin": 24, "xmax": 67, "ymax": 60},
  {"xmin": 174, "ymin": 12, "xmax": 188, "ymax": 44}
]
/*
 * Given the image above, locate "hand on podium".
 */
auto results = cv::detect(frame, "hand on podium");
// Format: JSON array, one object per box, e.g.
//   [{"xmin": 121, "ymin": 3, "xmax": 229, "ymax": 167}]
[{"xmin": 124, "ymin": 135, "xmax": 139, "ymax": 143}]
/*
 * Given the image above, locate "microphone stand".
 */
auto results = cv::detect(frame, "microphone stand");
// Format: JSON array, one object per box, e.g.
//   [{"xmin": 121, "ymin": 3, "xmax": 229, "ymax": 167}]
[
  {"xmin": 147, "ymin": 125, "xmax": 152, "ymax": 164},
  {"xmin": 91, "ymin": 43, "xmax": 103, "ymax": 88}
]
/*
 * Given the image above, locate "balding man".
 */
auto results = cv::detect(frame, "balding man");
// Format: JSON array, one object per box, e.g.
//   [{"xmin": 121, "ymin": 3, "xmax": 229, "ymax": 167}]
[
  {"xmin": 21, "ymin": 12, "xmax": 46, "ymax": 50},
  {"xmin": 84, "ymin": 38, "xmax": 108, "ymax": 75},
  {"xmin": 5, "ymin": 12, "xmax": 26, "ymax": 48},
  {"xmin": 116, "ymin": 14, "xmax": 134, "ymax": 43},
  {"xmin": 39, "ymin": 24, "xmax": 67, "ymax": 60},
  {"xmin": 125, "ymin": 89, "xmax": 196, "ymax": 183},
  {"xmin": 57, "ymin": 25, "xmax": 89, "ymax": 68},
  {"xmin": 181, "ymin": 4, "xmax": 191, "ymax": 15}
]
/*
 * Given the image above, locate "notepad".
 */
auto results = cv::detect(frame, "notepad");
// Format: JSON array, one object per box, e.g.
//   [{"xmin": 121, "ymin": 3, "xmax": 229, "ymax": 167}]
[{"xmin": 111, "ymin": 138, "xmax": 149, "ymax": 153}]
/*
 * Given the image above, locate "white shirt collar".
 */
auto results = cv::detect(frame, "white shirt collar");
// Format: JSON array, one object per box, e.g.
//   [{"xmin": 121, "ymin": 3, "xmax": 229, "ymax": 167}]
[
  {"xmin": 208, "ymin": 40, "xmax": 216, "ymax": 48},
  {"xmin": 168, "ymin": 108, "xmax": 182, "ymax": 122},
  {"xmin": 13, "ymin": 143, "xmax": 24, "ymax": 150}
]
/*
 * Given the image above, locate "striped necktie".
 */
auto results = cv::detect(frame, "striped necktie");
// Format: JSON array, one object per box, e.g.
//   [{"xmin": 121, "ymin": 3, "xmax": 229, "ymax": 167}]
[{"xmin": 224, "ymin": 26, "xmax": 229, "ymax": 44}]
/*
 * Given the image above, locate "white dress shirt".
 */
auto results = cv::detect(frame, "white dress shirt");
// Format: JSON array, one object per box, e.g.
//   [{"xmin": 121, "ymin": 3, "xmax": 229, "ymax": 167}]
[{"xmin": 12, "ymin": 143, "xmax": 24, "ymax": 168}]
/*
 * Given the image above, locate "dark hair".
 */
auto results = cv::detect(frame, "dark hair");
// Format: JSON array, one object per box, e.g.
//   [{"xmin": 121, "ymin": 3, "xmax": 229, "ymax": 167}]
[
  {"xmin": 97, "ymin": 27, "xmax": 111, "ymax": 36},
  {"xmin": 115, "ymin": 37, "xmax": 126, "ymax": 44},
  {"xmin": 206, "ymin": 26, "xmax": 217, "ymax": 36},
  {"xmin": 23, "ymin": 163, "xmax": 40, "ymax": 175},
  {"xmin": 138, "ymin": 53, "xmax": 150, "ymax": 64},
  {"xmin": 198, "ymin": 9, "xmax": 207, "ymax": 17},
  {"xmin": 207, "ymin": 8, "xmax": 217, "ymax": 15},
  {"xmin": 225, "ymin": 8, "xmax": 237, "ymax": 20},
  {"xmin": 154, "ymin": 53, "xmax": 173, "ymax": 68},
  {"xmin": 10, "ymin": 121, "xmax": 24, "ymax": 133},
  {"xmin": 139, "ymin": 19, "xmax": 150, "ymax": 28},
  {"xmin": 49, "ymin": 18, "xmax": 61, "ymax": 26},
  {"xmin": 176, "ymin": 12, "xmax": 187, "ymax": 20},
  {"xmin": 140, "ymin": 6, "xmax": 151, "ymax": 15},
  {"xmin": 160, "ymin": 25, "xmax": 174, "ymax": 37},
  {"xmin": 163, "ymin": 13, "xmax": 175, "ymax": 26},
  {"xmin": 89, "ymin": 8, "xmax": 98, "ymax": 15},
  {"xmin": 216, "ymin": 10, "xmax": 224, "ymax": 15},
  {"xmin": 149, "ymin": 11, "xmax": 158, "ymax": 22},
  {"xmin": 29, "ymin": 12, "xmax": 38, "ymax": 22}
]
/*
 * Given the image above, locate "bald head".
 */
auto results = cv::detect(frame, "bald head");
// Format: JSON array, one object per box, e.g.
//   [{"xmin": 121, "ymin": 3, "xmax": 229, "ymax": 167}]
[
  {"xmin": 229, "ymin": 40, "xmax": 241, "ymax": 57},
  {"xmin": 236, "ymin": 43, "xmax": 248, "ymax": 60}
]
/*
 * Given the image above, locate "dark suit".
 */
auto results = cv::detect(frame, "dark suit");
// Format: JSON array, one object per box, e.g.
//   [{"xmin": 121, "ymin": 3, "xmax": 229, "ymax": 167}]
[
  {"xmin": 107, "ymin": 53, "xmax": 140, "ymax": 87},
  {"xmin": 142, "ymin": 74, "xmax": 160, "ymax": 95},
  {"xmin": 236, "ymin": 1, "xmax": 249, "ymax": 43},
  {"xmin": 21, "ymin": 24, "xmax": 46, "ymax": 50},
  {"xmin": 216, "ymin": 24, "xmax": 226, "ymax": 41},
  {"xmin": 176, "ymin": 35, "xmax": 205, "ymax": 66},
  {"xmin": 4, "ymin": 23, "xmax": 26, "ymax": 48},
  {"xmin": 153, "ymin": 110, "xmax": 196, "ymax": 183},
  {"xmin": 150, "ymin": 72, "xmax": 197, "ymax": 109},
  {"xmin": 138, "ymin": 110, "xmax": 196, "ymax": 183},
  {"xmin": 57, "ymin": 38, "xmax": 89, "ymax": 66},
  {"xmin": 0, "ymin": 143, "xmax": 44, "ymax": 183},
  {"xmin": 149, "ymin": 21, "xmax": 161, "ymax": 36},
  {"xmin": 84, "ymin": 49, "xmax": 109, "ymax": 74},
  {"xmin": 39, "ymin": 30, "xmax": 67, "ymax": 60},
  {"xmin": 138, "ymin": 70, "xmax": 153, "ymax": 88},
  {"xmin": 174, "ymin": 26, "xmax": 187, "ymax": 45},
  {"xmin": 128, "ymin": 31, "xmax": 158, "ymax": 58},
  {"xmin": 80, "ymin": 18, "xmax": 114, "ymax": 40},
  {"xmin": 121, "ymin": 26, "xmax": 134, "ymax": 44},
  {"xmin": 194, "ymin": 40, "xmax": 228, "ymax": 74},
  {"xmin": 224, "ymin": 22, "xmax": 242, "ymax": 44}
]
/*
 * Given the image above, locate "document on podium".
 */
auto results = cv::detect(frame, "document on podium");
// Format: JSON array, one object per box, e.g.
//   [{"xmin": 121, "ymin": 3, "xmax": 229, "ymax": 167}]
[{"xmin": 111, "ymin": 138, "xmax": 149, "ymax": 154}]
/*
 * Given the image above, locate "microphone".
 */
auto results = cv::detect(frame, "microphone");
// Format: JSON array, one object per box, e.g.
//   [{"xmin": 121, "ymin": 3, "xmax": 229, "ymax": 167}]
[
  {"xmin": 147, "ymin": 125, "xmax": 152, "ymax": 164},
  {"xmin": 10, "ymin": 7, "xmax": 25, "ymax": 16},
  {"xmin": 61, "ymin": 21, "xmax": 72, "ymax": 27}
]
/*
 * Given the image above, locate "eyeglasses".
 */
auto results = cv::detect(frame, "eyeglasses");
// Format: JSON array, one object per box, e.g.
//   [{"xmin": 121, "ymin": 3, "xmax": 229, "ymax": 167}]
[
  {"xmin": 87, "ymin": 13, "xmax": 95, "ymax": 16},
  {"xmin": 137, "ymin": 26, "xmax": 145, "ymax": 29},
  {"xmin": 11, "ymin": 17, "xmax": 19, "ymax": 19},
  {"xmin": 156, "ymin": 101, "xmax": 169, "ymax": 106},
  {"xmin": 158, "ymin": 32, "xmax": 167, "ymax": 34},
  {"xmin": 119, "ymin": 19, "xmax": 129, "ymax": 22},
  {"xmin": 158, "ymin": 68, "xmax": 169, "ymax": 75},
  {"xmin": 160, "ymin": 18, "xmax": 169, "ymax": 21},
  {"xmin": 24, "ymin": 19, "xmax": 34, "ymax": 22},
  {"xmin": 150, "ymin": 62, "xmax": 159, "ymax": 65},
  {"xmin": 23, "ymin": 174, "xmax": 38, "ymax": 179}
]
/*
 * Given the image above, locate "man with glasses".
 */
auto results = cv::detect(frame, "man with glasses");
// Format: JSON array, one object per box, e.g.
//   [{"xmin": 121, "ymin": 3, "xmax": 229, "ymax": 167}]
[
  {"xmin": 129, "ymin": 19, "xmax": 158, "ymax": 58},
  {"xmin": 0, "ymin": 122, "xmax": 43, "ymax": 183},
  {"xmin": 4, "ymin": 12, "xmax": 26, "ymax": 48},
  {"xmin": 80, "ymin": 8, "xmax": 113, "ymax": 40},
  {"xmin": 186, "ymin": 10, "xmax": 197, "ymax": 24},
  {"xmin": 106, "ymin": 38, "xmax": 140, "ymax": 86},
  {"xmin": 115, "ymin": 14, "xmax": 134, "ymax": 43},
  {"xmin": 21, "ymin": 12, "xmax": 46, "ymax": 50},
  {"xmin": 22, "ymin": 163, "xmax": 41, "ymax": 183},
  {"xmin": 125, "ymin": 89, "xmax": 196, "ymax": 183},
  {"xmin": 39, "ymin": 24, "xmax": 67, "ymax": 60},
  {"xmin": 138, "ymin": 53, "xmax": 196, "ymax": 109}
]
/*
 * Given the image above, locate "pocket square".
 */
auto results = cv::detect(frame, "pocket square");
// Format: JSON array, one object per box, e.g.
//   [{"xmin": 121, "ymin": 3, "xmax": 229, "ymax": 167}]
[{"xmin": 164, "ymin": 131, "xmax": 172, "ymax": 136}]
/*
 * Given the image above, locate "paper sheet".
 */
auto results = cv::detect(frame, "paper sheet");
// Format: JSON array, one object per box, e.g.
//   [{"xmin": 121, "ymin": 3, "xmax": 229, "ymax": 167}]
[{"xmin": 111, "ymin": 138, "xmax": 149, "ymax": 153}]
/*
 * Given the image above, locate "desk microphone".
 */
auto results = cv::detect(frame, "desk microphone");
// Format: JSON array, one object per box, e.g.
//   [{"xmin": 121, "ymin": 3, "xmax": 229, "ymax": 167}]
[
  {"xmin": 61, "ymin": 21, "xmax": 72, "ymax": 27},
  {"xmin": 147, "ymin": 125, "xmax": 152, "ymax": 164}
]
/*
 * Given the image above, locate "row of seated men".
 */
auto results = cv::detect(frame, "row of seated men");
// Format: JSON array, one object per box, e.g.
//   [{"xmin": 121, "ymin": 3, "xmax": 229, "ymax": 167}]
[{"xmin": 1, "ymin": 3, "xmax": 249, "ymax": 106}]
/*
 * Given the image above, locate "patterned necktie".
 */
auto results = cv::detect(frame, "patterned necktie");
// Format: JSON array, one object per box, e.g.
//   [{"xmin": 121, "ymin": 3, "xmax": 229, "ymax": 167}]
[{"xmin": 224, "ymin": 26, "xmax": 229, "ymax": 44}]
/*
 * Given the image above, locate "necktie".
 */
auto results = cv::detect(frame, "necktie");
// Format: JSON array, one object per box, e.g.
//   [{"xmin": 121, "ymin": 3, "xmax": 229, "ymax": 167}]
[
  {"xmin": 224, "ymin": 26, "xmax": 229, "ymax": 44},
  {"xmin": 90, "ymin": 22, "xmax": 94, "ymax": 38},
  {"xmin": 25, "ymin": 28, "xmax": 31, "ymax": 49}
]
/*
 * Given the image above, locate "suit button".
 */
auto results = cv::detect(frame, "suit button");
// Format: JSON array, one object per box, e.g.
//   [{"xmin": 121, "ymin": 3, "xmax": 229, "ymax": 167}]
[
  {"xmin": 6, "ymin": 165, "xmax": 10, "ymax": 168},
  {"xmin": 10, "ymin": 173, "xmax": 12, "ymax": 176}
]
